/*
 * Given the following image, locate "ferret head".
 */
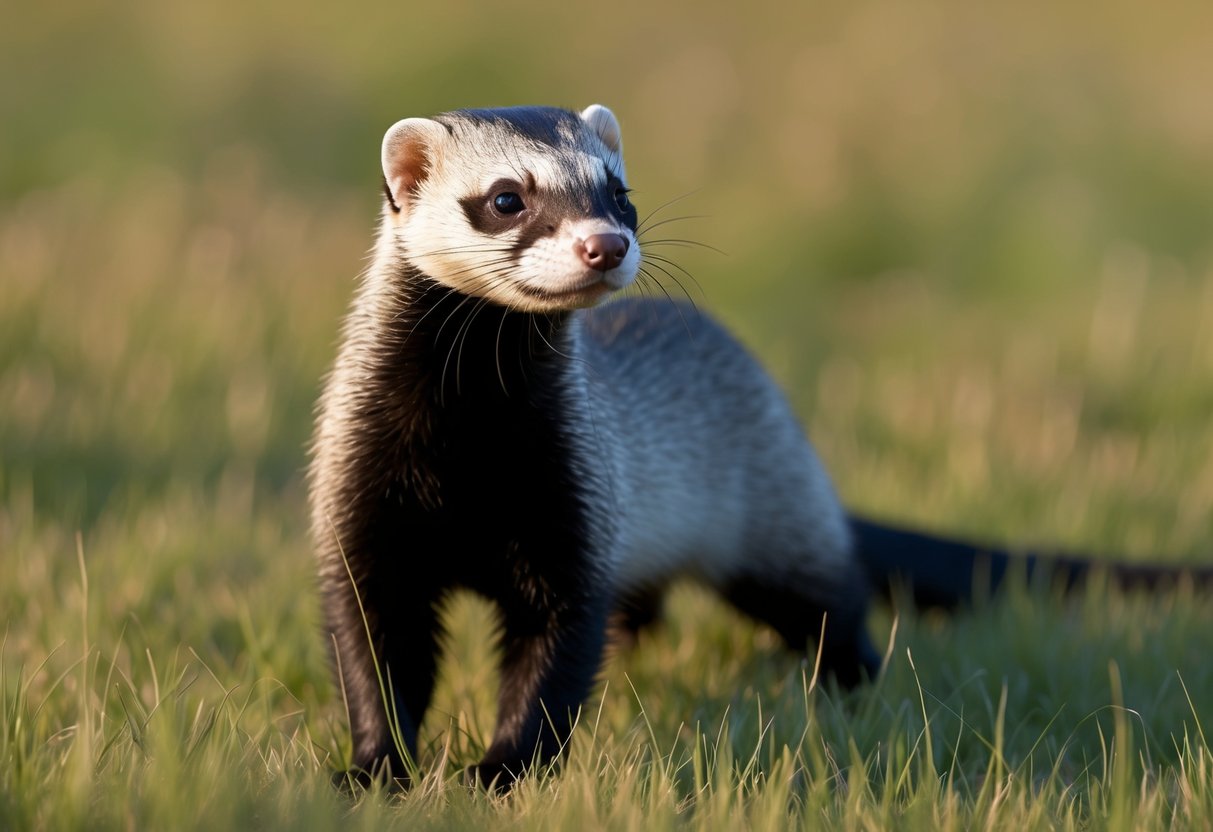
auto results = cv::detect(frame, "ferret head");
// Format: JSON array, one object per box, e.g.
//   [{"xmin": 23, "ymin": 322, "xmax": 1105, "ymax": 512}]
[{"xmin": 381, "ymin": 105, "xmax": 640, "ymax": 312}]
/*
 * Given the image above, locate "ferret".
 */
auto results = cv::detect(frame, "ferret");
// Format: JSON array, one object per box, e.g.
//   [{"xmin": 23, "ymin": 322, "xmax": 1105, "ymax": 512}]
[{"xmin": 308, "ymin": 104, "xmax": 1213, "ymax": 791}]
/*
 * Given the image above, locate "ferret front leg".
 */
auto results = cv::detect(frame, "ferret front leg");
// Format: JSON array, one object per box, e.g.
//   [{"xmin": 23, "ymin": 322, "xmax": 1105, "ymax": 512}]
[{"xmin": 466, "ymin": 592, "xmax": 608, "ymax": 792}]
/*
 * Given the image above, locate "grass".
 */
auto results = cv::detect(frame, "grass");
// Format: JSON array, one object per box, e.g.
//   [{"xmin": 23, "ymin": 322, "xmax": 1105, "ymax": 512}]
[{"xmin": 4, "ymin": 0, "xmax": 1213, "ymax": 828}]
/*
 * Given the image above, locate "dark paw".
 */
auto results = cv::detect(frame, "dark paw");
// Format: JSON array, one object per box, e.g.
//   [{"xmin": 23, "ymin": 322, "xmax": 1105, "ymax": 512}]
[
  {"xmin": 817, "ymin": 632, "xmax": 883, "ymax": 689},
  {"xmin": 464, "ymin": 761, "xmax": 522, "ymax": 795},
  {"xmin": 331, "ymin": 764, "xmax": 411, "ymax": 795}
]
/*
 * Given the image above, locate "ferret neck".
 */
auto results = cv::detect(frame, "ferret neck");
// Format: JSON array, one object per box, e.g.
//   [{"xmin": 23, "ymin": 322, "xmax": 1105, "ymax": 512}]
[{"xmin": 391, "ymin": 265, "xmax": 572, "ymax": 404}]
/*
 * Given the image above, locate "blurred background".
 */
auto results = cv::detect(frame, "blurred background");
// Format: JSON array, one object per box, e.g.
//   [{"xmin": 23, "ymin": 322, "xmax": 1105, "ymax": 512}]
[{"xmin": 4, "ymin": 0, "xmax": 1213, "ymax": 605}]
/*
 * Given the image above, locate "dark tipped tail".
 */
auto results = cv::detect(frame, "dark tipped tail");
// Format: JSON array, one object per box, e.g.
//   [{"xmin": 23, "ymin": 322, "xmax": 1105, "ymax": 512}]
[{"xmin": 849, "ymin": 514, "xmax": 1213, "ymax": 610}]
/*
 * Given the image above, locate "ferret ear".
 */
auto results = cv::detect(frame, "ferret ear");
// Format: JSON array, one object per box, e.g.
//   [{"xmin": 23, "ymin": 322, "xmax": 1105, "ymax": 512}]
[
  {"xmin": 381, "ymin": 118, "xmax": 447, "ymax": 213},
  {"xmin": 580, "ymin": 104, "xmax": 623, "ymax": 156}
]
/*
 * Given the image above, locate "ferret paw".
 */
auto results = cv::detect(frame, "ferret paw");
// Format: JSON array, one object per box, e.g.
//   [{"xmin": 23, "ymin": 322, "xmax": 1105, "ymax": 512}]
[
  {"xmin": 331, "ymin": 764, "xmax": 411, "ymax": 795},
  {"xmin": 464, "ymin": 761, "xmax": 522, "ymax": 795}
]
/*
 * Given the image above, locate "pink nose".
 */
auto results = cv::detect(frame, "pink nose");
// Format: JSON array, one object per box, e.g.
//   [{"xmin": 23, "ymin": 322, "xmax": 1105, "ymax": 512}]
[{"xmin": 576, "ymin": 234, "xmax": 629, "ymax": 272}]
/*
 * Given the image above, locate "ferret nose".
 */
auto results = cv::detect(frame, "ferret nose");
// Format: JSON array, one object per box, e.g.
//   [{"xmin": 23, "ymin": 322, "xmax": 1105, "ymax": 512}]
[{"xmin": 576, "ymin": 233, "xmax": 629, "ymax": 272}]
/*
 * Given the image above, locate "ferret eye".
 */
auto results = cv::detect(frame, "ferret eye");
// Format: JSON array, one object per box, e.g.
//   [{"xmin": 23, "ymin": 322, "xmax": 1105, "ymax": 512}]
[
  {"xmin": 493, "ymin": 192, "xmax": 526, "ymax": 215},
  {"xmin": 614, "ymin": 187, "xmax": 630, "ymax": 211}
]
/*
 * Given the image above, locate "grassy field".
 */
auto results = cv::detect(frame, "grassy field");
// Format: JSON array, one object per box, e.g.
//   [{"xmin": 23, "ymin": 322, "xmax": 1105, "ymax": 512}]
[{"xmin": 4, "ymin": 1, "xmax": 1213, "ymax": 828}]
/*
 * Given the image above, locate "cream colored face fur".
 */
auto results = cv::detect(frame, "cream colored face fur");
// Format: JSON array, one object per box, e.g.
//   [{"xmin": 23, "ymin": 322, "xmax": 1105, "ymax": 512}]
[{"xmin": 380, "ymin": 105, "xmax": 640, "ymax": 313}]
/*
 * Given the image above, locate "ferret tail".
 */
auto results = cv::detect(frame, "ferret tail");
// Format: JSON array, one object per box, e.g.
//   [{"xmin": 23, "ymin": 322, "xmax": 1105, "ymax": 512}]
[{"xmin": 848, "ymin": 513, "xmax": 1213, "ymax": 610}]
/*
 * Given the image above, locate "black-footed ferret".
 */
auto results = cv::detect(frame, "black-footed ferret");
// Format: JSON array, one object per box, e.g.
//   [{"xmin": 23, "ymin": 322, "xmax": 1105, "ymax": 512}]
[{"xmin": 309, "ymin": 104, "xmax": 1213, "ymax": 791}]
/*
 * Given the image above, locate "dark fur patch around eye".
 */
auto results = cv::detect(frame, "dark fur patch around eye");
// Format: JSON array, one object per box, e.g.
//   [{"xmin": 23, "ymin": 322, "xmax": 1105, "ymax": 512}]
[
  {"xmin": 604, "ymin": 175, "xmax": 637, "ymax": 231},
  {"xmin": 458, "ymin": 175, "xmax": 637, "ymax": 254}
]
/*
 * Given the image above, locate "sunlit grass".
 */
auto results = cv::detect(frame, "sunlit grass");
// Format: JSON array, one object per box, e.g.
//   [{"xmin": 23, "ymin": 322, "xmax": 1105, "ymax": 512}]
[
  {"xmin": 5, "ymin": 552, "xmax": 1213, "ymax": 829},
  {"xmin": 5, "ymin": 162, "xmax": 1213, "ymax": 831}
]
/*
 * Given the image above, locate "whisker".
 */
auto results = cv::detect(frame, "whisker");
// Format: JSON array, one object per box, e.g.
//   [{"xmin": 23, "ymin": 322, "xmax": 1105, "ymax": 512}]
[
  {"xmin": 638, "ymin": 237, "xmax": 727, "ymax": 256},
  {"xmin": 439, "ymin": 256, "xmax": 522, "ymax": 281},
  {"xmin": 452, "ymin": 296, "xmax": 494, "ymax": 396},
  {"xmin": 433, "ymin": 293, "xmax": 475, "ymax": 345},
  {"xmin": 433, "ymin": 294, "xmax": 478, "ymax": 406},
  {"xmin": 529, "ymin": 315, "xmax": 568, "ymax": 360},
  {"xmin": 637, "ymin": 267, "xmax": 696, "ymax": 338},
  {"xmin": 640, "ymin": 258, "xmax": 701, "ymax": 310},
  {"xmin": 634, "ymin": 189, "xmax": 702, "ymax": 234},
  {"xmin": 630, "ymin": 273, "xmax": 657, "ymax": 303},
  {"xmin": 638, "ymin": 267, "xmax": 683, "ymax": 312},
  {"xmin": 494, "ymin": 306, "xmax": 510, "ymax": 396},
  {"xmin": 637, "ymin": 214, "xmax": 709, "ymax": 237},
  {"xmin": 398, "ymin": 281, "xmax": 458, "ymax": 342},
  {"xmin": 642, "ymin": 252, "xmax": 706, "ymax": 295},
  {"xmin": 407, "ymin": 243, "xmax": 518, "ymax": 258}
]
